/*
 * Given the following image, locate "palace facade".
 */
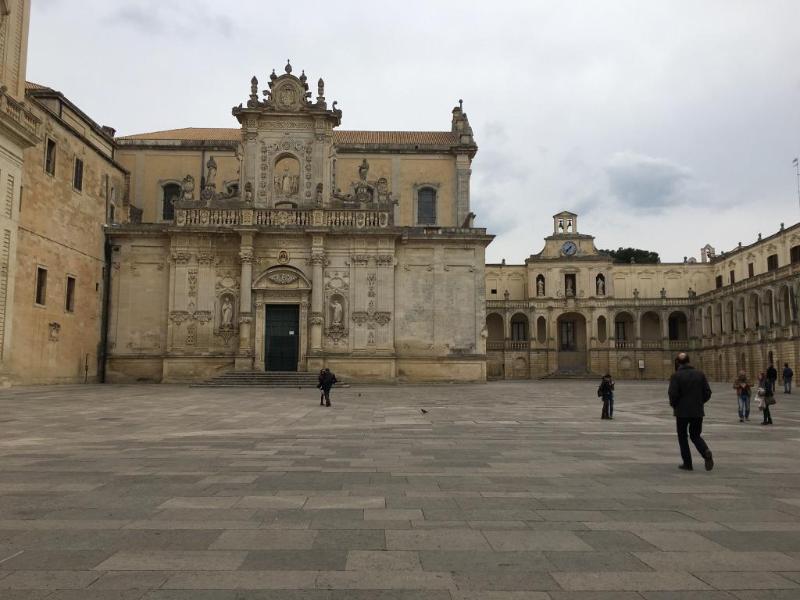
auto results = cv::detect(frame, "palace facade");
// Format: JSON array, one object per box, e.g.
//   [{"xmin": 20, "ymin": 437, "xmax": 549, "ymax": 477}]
[{"xmin": 486, "ymin": 212, "xmax": 800, "ymax": 381}]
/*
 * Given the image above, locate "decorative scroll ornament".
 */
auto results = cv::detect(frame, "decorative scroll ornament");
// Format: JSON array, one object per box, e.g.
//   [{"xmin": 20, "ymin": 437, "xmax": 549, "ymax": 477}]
[{"xmin": 267, "ymin": 272, "xmax": 299, "ymax": 285}]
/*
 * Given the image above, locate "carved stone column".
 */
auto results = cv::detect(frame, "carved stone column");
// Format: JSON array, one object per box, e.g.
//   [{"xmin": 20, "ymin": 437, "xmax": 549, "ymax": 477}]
[
  {"xmin": 235, "ymin": 232, "xmax": 254, "ymax": 371},
  {"xmin": 310, "ymin": 244, "xmax": 325, "ymax": 352}
]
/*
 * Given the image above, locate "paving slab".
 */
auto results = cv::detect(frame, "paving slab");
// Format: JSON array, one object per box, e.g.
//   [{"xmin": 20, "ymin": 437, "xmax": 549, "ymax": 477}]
[{"xmin": 0, "ymin": 380, "xmax": 799, "ymax": 596}]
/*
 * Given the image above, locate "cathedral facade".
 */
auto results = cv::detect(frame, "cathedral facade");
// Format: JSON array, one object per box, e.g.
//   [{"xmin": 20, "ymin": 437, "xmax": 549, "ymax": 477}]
[{"xmin": 106, "ymin": 63, "xmax": 491, "ymax": 383}]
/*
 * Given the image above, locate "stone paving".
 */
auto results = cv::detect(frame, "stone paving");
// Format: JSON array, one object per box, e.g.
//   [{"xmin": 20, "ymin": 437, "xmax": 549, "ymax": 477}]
[{"xmin": 0, "ymin": 379, "xmax": 799, "ymax": 599}]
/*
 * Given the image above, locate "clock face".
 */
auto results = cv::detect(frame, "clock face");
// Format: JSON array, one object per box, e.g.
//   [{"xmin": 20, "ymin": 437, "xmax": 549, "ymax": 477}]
[{"xmin": 561, "ymin": 241, "xmax": 578, "ymax": 256}]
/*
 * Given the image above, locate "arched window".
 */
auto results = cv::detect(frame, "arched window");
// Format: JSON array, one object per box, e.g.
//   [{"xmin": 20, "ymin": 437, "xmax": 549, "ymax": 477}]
[
  {"xmin": 162, "ymin": 183, "xmax": 180, "ymax": 221},
  {"xmin": 417, "ymin": 187, "xmax": 436, "ymax": 225}
]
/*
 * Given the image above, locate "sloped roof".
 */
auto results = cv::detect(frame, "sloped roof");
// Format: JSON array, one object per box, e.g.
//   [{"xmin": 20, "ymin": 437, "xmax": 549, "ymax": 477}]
[{"xmin": 117, "ymin": 127, "xmax": 461, "ymax": 146}]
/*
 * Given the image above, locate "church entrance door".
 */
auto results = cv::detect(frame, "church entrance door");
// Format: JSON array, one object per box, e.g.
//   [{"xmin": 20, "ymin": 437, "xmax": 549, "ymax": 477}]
[
  {"xmin": 556, "ymin": 312, "xmax": 588, "ymax": 374},
  {"xmin": 264, "ymin": 304, "xmax": 299, "ymax": 371}
]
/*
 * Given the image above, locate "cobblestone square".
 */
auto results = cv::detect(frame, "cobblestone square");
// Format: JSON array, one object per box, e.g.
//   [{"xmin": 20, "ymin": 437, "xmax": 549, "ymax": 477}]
[{"xmin": 0, "ymin": 380, "xmax": 799, "ymax": 599}]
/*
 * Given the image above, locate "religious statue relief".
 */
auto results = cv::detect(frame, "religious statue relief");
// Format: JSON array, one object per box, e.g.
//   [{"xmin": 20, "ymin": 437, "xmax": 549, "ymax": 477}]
[
  {"xmin": 331, "ymin": 298, "xmax": 343, "ymax": 325},
  {"xmin": 206, "ymin": 156, "xmax": 217, "ymax": 188},
  {"xmin": 221, "ymin": 296, "xmax": 234, "ymax": 327},
  {"xmin": 273, "ymin": 155, "xmax": 300, "ymax": 197},
  {"xmin": 596, "ymin": 276, "xmax": 605, "ymax": 296},
  {"xmin": 537, "ymin": 277, "xmax": 545, "ymax": 297}
]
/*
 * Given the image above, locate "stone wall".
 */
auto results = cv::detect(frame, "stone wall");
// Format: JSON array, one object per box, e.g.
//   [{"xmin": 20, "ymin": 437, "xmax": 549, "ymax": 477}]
[{"xmin": 7, "ymin": 98, "xmax": 126, "ymax": 384}]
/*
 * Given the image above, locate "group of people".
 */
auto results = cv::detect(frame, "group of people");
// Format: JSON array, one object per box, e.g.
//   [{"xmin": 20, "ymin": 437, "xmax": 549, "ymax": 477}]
[
  {"xmin": 598, "ymin": 354, "xmax": 792, "ymax": 472},
  {"xmin": 732, "ymin": 362, "xmax": 791, "ymax": 425}
]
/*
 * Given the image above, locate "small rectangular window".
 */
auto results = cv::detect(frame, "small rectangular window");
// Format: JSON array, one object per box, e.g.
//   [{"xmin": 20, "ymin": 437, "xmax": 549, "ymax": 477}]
[
  {"xmin": 417, "ymin": 188, "xmax": 436, "ymax": 225},
  {"xmin": 715, "ymin": 275, "xmax": 723, "ymax": 289},
  {"xmin": 44, "ymin": 138, "xmax": 56, "ymax": 176},
  {"xmin": 35, "ymin": 267, "xmax": 47, "ymax": 305},
  {"xmin": 791, "ymin": 245, "xmax": 800, "ymax": 264},
  {"xmin": 729, "ymin": 270, "xmax": 735, "ymax": 285},
  {"xmin": 65, "ymin": 276, "xmax": 76, "ymax": 312},
  {"xmin": 748, "ymin": 262, "xmax": 754, "ymax": 277},
  {"xmin": 767, "ymin": 254, "xmax": 779, "ymax": 271},
  {"xmin": 73, "ymin": 158, "xmax": 83, "ymax": 191}
]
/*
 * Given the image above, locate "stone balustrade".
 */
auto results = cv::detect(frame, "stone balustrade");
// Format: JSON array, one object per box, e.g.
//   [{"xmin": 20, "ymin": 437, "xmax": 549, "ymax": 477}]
[
  {"xmin": 174, "ymin": 207, "xmax": 392, "ymax": 229},
  {"xmin": 0, "ymin": 86, "xmax": 41, "ymax": 143}
]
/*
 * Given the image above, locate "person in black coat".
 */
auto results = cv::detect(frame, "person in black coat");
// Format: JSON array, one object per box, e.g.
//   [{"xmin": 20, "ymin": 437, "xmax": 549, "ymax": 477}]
[
  {"xmin": 668, "ymin": 353, "xmax": 714, "ymax": 471},
  {"xmin": 598, "ymin": 373, "xmax": 615, "ymax": 419},
  {"xmin": 766, "ymin": 364, "xmax": 778, "ymax": 395},
  {"xmin": 317, "ymin": 368, "xmax": 337, "ymax": 407}
]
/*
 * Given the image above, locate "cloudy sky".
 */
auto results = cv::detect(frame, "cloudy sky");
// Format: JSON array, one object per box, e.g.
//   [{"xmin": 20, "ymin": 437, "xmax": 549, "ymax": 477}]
[{"xmin": 28, "ymin": 1, "xmax": 800, "ymax": 263}]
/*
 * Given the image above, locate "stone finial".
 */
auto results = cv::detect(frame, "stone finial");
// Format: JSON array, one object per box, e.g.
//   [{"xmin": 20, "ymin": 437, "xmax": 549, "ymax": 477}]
[
  {"xmin": 270, "ymin": 69, "xmax": 277, "ymax": 81},
  {"xmin": 781, "ymin": 222, "xmax": 785, "ymax": 230},
  {"xmin": 285, "ymin": 60, "xmax": 292, "ymax": 74},
  {"xmin": 299, "ymin": 69, "xmax": 307, "ymax": 83},
  {"xmin": 758, "ymin": 233, "xmax": 762, "ymax": 240},
  {"xmin": 504, "ymin": 290, "xmax": 510, "ymax": 300},
  {"xmin": 249, "ymin": 76, "xmax": 258, "ymax": 104},
  {"xmin": 318, "ymin": 78, "xmax": 325, "ymax": 98},
  {"xmin": 459, "ymin": 98, "xmax": 463, "ymax": 110}
]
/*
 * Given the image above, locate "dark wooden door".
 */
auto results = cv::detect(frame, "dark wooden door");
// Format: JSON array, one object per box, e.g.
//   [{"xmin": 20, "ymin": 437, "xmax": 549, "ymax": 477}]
[{"xmin": 265, "ymin": 304, "xmax": 299, "ymax": 371}]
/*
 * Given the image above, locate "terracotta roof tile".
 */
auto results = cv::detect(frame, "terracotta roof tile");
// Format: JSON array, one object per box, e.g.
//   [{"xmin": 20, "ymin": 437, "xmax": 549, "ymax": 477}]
[{"xmin": 117, "ymin": 127, "xmax": 461, "ymax": 146}]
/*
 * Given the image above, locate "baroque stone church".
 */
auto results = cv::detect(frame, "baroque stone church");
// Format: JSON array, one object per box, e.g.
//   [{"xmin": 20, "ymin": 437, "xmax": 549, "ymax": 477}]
[
  {"xmin": 106, "ymin": 62, "xmax": 492, "ymax": 382},
  {"xmin": 0, "ymin": 0, "xmax": 796, "ymax": 385}
]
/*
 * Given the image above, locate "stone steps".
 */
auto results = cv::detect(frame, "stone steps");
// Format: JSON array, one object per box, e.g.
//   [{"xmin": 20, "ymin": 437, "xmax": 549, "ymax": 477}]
[{"xmin": 194, "ymin": 371, "xmax": 323, "ymax": 388}]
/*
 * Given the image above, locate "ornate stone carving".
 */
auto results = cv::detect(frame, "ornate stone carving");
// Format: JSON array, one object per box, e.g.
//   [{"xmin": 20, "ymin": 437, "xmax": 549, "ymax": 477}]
[
  {"xmin": 172, "ymin": 251, "xmax": 191, "ymax": 265},
  {"xmin": 267, "ymin": 272, "xmax": 299, "ymax": 285},
  {"xmin": 351, "ymin": 311, "xmax": 368, "ymax": 325},
  {"xmin": 351, "ymin": 254, "xmax": 370, "ymax": 266},
  {"xmin": 239, "ymin": 248, "xmax": 254, "ymax": 264},
  {"xmin": 310, "ymin": 252, "xmax": 327, "ymax": 266},
  {"xmin": 187, "ymin": 268, "xmax": 198, "ymax": 297},
  {"xmin": 197, "ymin": 251, "xmax": 215, "ymax": 265},
  {"xmin": 180, "ymin": 174, "xmax": 195, "ymax": 202},
  {"xmin": 169, "ymin": 310, "xmax": 190, "ymax": 325},
  {"xmin": 48, "ymin": 321, "xmax": 61, "ymax": 341},
  {"xmin": 186, "ymin": 323, "xmax": 197, "ymax": 345},
  {"xmin": 330, "ymin": 298, "xmax": 344, "ymax": 325},
  {"xmin": 325, "ymin": 323, "xmax": 347, "ymax": 345},
  {"xmin": 277, "ymin": 250, "xmax": 290, "ymax": 264},
  {"xmin": 309, "ymin": 312, "xmax": 324, "ymax": 325},
  {"xmin": 375, "ymin": 255, "xmax": 394, "ymax": 267},
  {"xmin": 374, "ymin": 312, "xmax": 391, "ymax": 326}
]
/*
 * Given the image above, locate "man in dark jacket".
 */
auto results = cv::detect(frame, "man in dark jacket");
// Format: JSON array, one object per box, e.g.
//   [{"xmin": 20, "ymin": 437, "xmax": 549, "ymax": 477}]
[
  {"xmin": 668, "ymin": 353, "xmax": 714, "ymax": 471},
  {"xmin": 318, "ymin": 368, "xmax": 337, "ymax": 407},
  {"xmin": 782, "ymin": 363, "xmax": 793, "ymax": 394}
]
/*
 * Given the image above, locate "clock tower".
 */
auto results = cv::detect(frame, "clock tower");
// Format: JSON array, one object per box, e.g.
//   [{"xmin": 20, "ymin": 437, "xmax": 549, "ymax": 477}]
[{"xmin": 533, "ymin": 211, "xmax": 602, "ymax": 259}]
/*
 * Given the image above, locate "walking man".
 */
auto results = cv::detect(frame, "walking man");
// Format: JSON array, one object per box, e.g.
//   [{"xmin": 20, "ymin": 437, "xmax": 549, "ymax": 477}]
[
  {"xmin": 766, "ymin": 363, "xmax": 778, "ymax": 396},
  {"xmin": 668, "ymin": 352, "xmax": 714, "ymax": 471},
  {"xmin": 782, "ymin": 363, "xmax": 793, "ymax": 394}
]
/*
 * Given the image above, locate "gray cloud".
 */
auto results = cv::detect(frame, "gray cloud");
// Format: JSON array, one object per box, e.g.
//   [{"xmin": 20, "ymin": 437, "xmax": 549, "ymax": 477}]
[
  {"xmin": 605, "ymin": 151, "xmax": 693, "ymax": 213},
  {"xmin": 104, "ymin": 2, "xmax": 237, "ymax": 39},
  {"xmin": 26, "ymin": 0, "xmax": 800, "ymax": 262}
]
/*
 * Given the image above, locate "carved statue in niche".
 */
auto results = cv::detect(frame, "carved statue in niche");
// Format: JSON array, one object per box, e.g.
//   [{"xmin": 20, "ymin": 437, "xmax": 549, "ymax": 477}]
[
  {"xmin": 206, "ymin": 156, "xmax": 217, "ymax": 188},
  {"xmin": 244, "ymin": 181, "xmax": 253, "ymax": 203},
  {"xmin": 566, "ymin": 279, "xmax": 574, "ymax": 296},
  {"xmin": 181, "ymin": 175, "xmax": 195, "ymax": 202},
  {"xmin": 537, "ymin": 277, "xmax": 545, "ymax": 297},
  {"xmin": 358, "ymin": 159, "xmax": 369, "ymax": 181},
  {"xmin": 597, "ymin": 276, "xmax": 605, "ymax": 296},
  {"xmin": 273, "ymin": 155, "xmax": 300, "ymax": 197},
  {"xmin": 221, "ymin": 296, "xmax": 234, "ymax": 327},
  {"xmin": 315, "ymin": 183, "xmax": 323, "ymax": 206},
  {"xmin": 331, "ymin": 298, "xmax": 343, "ymax": 325}
]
